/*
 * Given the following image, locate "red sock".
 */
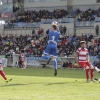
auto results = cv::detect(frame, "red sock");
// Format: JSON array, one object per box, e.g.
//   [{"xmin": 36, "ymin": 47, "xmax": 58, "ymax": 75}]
[
  {"xmin": 0, "ymin": 70, "xmax": 7, "ymax": 80},
  {"xmin": 86, "ymin": 69, "xmax": 89, "ymax": 80},
  {"xmin": 22, "ymin": 64, "xmax": 25, "ymax": 68},
  {"xmin": 90, "ymin": 69, "xmax": 94, "ymax": 80}
]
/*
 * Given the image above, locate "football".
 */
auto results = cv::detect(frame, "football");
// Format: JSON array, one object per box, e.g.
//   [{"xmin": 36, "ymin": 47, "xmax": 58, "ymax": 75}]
[{"xmin": 52, "ymin": 21, "xmax": 59, "ymax": 27}]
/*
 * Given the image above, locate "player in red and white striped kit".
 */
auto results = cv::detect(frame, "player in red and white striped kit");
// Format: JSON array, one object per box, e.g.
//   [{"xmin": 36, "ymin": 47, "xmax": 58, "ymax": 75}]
[
  {"xmin": 20, "ymin": 50, "xmax": 26, "ymax": 69},
  {"xmin": 0, "ymin": 56, "xmax": 12, "ymax": 83},
  {"xmin": 76, "ymin": 41, "xmax": 94, "ymax": 82}
]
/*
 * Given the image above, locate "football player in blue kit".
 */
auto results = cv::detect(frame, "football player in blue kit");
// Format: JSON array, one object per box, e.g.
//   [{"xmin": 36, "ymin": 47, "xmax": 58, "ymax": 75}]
[{"xmin": 42, "ymin": 21, "xmax": 60, "ymax": 76}]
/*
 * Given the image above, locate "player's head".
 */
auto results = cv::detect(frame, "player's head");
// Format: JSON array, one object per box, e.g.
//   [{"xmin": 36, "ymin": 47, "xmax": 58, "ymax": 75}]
[
  {"xmin": 52, "ymin": 21, "xmax": 59, "ymax": 30},
  {"xmin": 80, "ymin": 41, "xmax": 86, "ymax": 48}
]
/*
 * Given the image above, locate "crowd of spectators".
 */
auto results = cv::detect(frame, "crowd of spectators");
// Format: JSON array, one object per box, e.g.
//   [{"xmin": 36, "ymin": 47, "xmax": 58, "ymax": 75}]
[
  {"xmin": 58, "ymin": 33, "xmax": 93, "ymax": 57},
  {"xmin": 29, "ymin": 29, "xmax": 94, "ymax": 57},
  {"xmin": 0, "ymin": 28, "xmax": 99, "ymax": 69},
  {"xmin": 10, "ymin": 9, "xmax": 68, "ymax": 23},
  {"xmin": 0, "ymin": 29, "xmax": 97, "ymax": 67},
  {"xmin": 59, "ymin": 25, "xmax": 67, "ymax": 35},
  {"xmin": 10, "ymin": 7, "xmax": 100, "ymax": 24},
  {"xmin": 78, "ymin": 8, "xmax": 95, "ymax": 21},
  {"xmin": 88, "ymin": 38, "xmax": 100, "ymax": 56},
  {"xmin": 77, "ymin": 7, "xmax": 100, "ymax": 22},
  {"xmin": 0, "ymin": 29, "xmax": 94, "ymax": 59},
  {"xmin": 0, "ymin": 34, "xmax": 32, "ymax": 57},
  {"xmin": 61, "ymin": 33, "xmax": 100, "ymax": 68}
]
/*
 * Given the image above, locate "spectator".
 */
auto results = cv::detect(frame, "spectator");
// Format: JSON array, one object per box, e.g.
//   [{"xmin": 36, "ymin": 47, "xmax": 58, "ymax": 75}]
[
  {"xmin": 95, "ymin": 25, "xmax": 99, "ymax": 35},
  {"xmin": 77, "ymin": 8, "xmax": 81, "ymax": 14},
  {"xmin": 32, "ymin": 29, "xmax": 35, "ymax": 37},
  {"xmin": 63, "ymin": 26, "xmax": 67, "ymax": 35}
]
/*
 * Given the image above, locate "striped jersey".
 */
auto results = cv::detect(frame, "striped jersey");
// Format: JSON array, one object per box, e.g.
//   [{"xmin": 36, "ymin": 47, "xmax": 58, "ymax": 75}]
[
  {"xmin": 76, "ymin": 47, "xmax": 88, "ymax": 61},
  {"xmin": 21, "ymin": 53, "xmax": 25, "ymax": 62}
]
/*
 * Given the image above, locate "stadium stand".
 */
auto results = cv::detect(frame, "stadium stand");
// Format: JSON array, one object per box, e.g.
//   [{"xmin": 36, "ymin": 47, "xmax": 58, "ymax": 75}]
[
  {"xmin": 77, "ymin": 8, "xmax": 95, "ymax": 21},
  {"xmin": 1, "ymin": 0, "xmax": 100, "ymax": 68},
  {"xmin": 0, "ymin": 31, "xmax": 93, "ymax": 58},
  {"xmin": 5, "ymin": 9, "xmax": 76, "ymax": 28}
]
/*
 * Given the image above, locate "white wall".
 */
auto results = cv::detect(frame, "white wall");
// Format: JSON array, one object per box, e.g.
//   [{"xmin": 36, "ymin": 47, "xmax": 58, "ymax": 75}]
[
  {"xmin": 76, "ymin": 28, "xmax": 95, "ymax": 35},
  {"xmin": 73, "ymin": 0, "xmax": 96, "ymax": 6},
  {"xmin": 67, "ymin": 0, "xmax": 73, "ymax": 6},
  {"xmin": 4, "ymin": 29, "xmax": 39, "ymax": 36},
  {"xmin": 24, "ymin": 0, "xmax": 67, "ymax": 8},
  {"xmin": 24, "ymin": 0, "xmax": 100, "ymax": 11},
  {"xmin": 24, "ymin": 7, "xmax": 67, "ymax": 12},
  {"xmin": 72, "ymin": 0, "xmax": 100, "ymax": 10}
]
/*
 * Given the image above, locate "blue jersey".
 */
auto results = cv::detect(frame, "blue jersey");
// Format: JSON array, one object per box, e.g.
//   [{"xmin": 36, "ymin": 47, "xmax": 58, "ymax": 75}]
[
  {"xmin": 48, "ymin": 29, "xmax": 60, "ymax": 45},
  {"xmin": 43, "ymin": 29, "xmax": 60, "ymax": 56}
]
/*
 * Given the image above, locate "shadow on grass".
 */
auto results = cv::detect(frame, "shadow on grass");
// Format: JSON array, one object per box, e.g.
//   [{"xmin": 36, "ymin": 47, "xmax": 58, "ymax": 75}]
[
  {"xmin": 1, "ymin": 83, "xmax": 35, "ymax": 87},
  {"xmin": 2, "ymin": 84, "xmax": 27, "ymax": 87},
  {"xmin": 0, "ymin": 81, "xmax": 84, "ymax": 87},
  {"xmin": 4, "ymin": 67, "xmax": 86, "ymax": 79},
  {"xmin": 46, "ymin": 82, "xmax": 69, "ymax": 85},
  {"xmin": 46, "ymin": 81, "xmax": 85, "ymax": 85}
]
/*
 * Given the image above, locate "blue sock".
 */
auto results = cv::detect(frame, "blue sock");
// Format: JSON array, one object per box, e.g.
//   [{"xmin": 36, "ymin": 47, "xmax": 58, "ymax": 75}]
[
  {"xmin": 53, "ymin": 59, "xmax": 57, "ymax": 69},
  {"xmin": 42, "ymin": 55, "xmax": 51, "ymax": 60}
]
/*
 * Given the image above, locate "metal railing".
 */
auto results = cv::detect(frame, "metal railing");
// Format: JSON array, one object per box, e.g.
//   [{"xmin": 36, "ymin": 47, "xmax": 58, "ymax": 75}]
[
  {"xmin": 4, "ymin": 18, "xmax": 75, "ymax": 28},
  {"xmin": 95, "ymin": 17, "xmax": 100, "ymax": 22},
  {"xmin": 75, "ymin": 21, "xmax": 94, "ymax": 27},
  {"xmin": 4, "ymin": 22, "xmax": 40, "ymax": 29},
  {"xmin": 4, "ymin": 20, "xmax": 96, "ymax": 29},
  {"xmin": 2, "ymin": 28, "xmax": 95, "ymax": 36}
]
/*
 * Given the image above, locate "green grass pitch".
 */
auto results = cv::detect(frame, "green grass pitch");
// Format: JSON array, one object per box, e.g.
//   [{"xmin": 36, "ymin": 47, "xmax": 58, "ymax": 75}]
[{"xmin": 0, "ymin": 67, "xmax": 100, "ymax": 100}]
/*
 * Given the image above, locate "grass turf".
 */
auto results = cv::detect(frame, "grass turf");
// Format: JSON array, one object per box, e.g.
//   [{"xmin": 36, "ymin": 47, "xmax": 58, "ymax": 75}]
[{"xmin": 0, "ymin": 67, "xmax": 100, "ymax": 100}]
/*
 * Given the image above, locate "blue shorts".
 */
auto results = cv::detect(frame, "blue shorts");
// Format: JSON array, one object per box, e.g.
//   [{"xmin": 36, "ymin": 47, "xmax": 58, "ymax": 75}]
[{"xmin": 44, "ymin": 43, "xmax": 57, "ymax": 56}]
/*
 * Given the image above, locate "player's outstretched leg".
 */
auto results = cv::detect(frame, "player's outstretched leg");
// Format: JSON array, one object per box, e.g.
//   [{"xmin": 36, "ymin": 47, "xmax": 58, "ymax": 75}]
[
  {"xmin": 0, "ymin": 67, "xmax": 12, "ymax": 83},
  {"xmin": 0, "ymin": 70, "xmax": 7, "ymax": 80},
  {"xmin": 94, "ymin": 78, "xmax": 100, "ymax": 83},
  {"xmin": 42, "ymin": 54, "xmax": 52, "ymax": 65},
  {"xmin": 42, "ymin": 54, "xmax": 51, "ymax": 60},
  {"xmin": 53, "ymin": 57, "xmax": 57, "ymax": 76},
  {"xmin": 95, "ymin": 67, "xmax": 100, "ymax": 73}
]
